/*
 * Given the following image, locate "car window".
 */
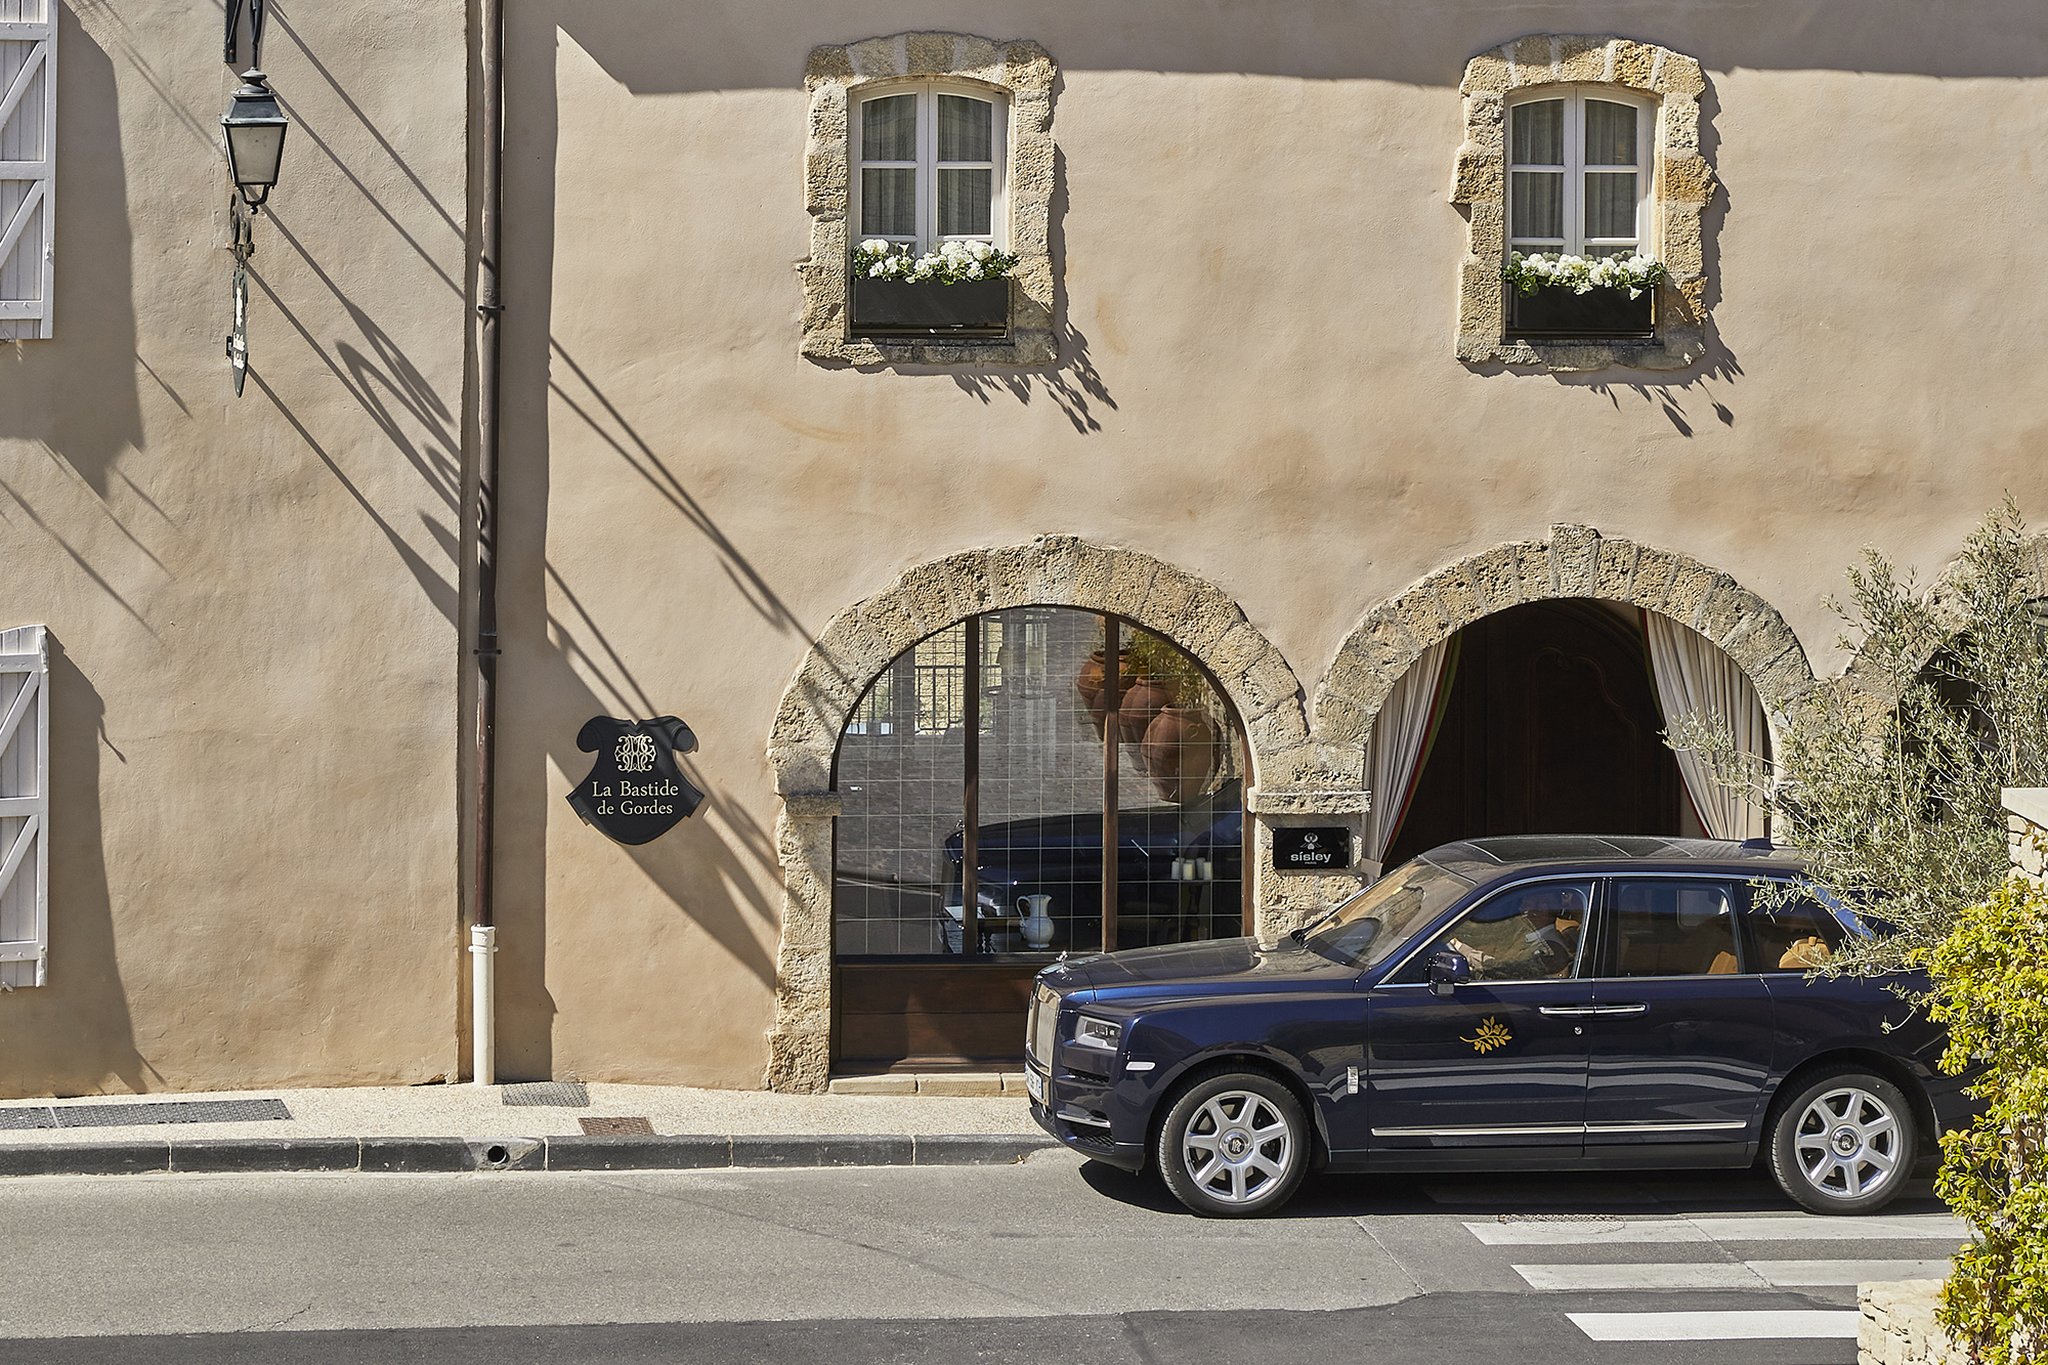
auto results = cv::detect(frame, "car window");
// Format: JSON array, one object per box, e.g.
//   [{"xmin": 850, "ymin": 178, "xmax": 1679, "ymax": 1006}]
[
  {"xmin": 1745, "ymin": 881, "xmax": 1849, "ymax": 972},
  {"xmin": 1301, "ymin": 858, "xmax": 1474, "ymax": 969},
  {"xmin": 1600, "ymin": 878, "xmax": 1739, "ymax": 978},
  {"xmin": 1389, "ymin": 880, "xmax": 1593, "ymax": 984}
]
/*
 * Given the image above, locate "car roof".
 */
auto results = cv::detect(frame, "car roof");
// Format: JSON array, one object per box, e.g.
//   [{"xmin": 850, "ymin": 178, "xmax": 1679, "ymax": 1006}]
[{"xmin": 1417, "ymin": 834, "xmax": 1805, "ymax": 881}]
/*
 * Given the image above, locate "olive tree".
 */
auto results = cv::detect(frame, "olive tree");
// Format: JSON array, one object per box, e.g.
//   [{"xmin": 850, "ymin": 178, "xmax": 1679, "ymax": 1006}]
[
  {"xmin": 1673, "ymin": 500, "xmax": 2048, "ymax": 1362},
  {"xmin": 1672, "ymin": 499, "xmax": 2048, "ymax": 971}
]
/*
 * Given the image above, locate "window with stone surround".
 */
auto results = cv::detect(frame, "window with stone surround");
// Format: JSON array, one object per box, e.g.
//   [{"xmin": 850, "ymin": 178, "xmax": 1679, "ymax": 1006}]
[
  {"xmin": 802, "ymin": 33, "xmax": 1055, "ymax": 367},
  {"xmin": 854, "ymin": 84, "xmax": 1006, "ymax": 255},
  {"xmin": 1452, "ymin": 35, "xmax": 1716, "ymax": 372}
]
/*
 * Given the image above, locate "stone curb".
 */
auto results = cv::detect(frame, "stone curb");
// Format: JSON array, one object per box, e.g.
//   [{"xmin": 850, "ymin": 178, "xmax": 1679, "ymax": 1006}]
[{"xmin": 0, "ymin": 1133, "xmax": 1058, "ymax": 1178}]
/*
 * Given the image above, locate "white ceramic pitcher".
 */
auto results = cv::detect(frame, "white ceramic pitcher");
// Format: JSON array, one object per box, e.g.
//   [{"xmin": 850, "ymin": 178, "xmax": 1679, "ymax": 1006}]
[{"xmin": 1017, "ymin": 894, "xmax": 1056, "ymax": 949}]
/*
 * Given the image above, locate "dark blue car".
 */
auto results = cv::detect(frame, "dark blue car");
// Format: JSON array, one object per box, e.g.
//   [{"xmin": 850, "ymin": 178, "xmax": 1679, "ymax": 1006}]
[{"xmin": 1026, "ymin": 836, "xmax": 1968, "ymax": 1217}]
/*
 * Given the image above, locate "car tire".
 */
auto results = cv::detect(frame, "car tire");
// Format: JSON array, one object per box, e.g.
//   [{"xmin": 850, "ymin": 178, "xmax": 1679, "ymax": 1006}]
[
  {"xmin": 1766, "ymin": 1066, "xmax": 1917, "ymax": 1215},
  {"xmin": 1155, "ymin": 1069, "xmax": 1309, "ymax": 1218}
]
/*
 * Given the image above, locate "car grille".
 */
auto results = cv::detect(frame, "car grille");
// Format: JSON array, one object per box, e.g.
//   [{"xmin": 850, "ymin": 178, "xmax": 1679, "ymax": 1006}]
[
  {"xmin": 1063, "ymin": 1123, "xmax": 1116, "ymax": 1154},
  {"xmin": 1028, "ymin": 982, "xmax": 1059, "ymax": 1065}
]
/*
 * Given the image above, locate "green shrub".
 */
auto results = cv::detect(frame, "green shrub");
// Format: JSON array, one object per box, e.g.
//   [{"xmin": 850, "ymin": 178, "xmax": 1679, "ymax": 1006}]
[
  {"xmin": 1928, "ymin": 872, "xmax": 2048, "ymax": 1364},
  {"xmin": 1671, "ymin": 502, "xmax": 2048, "ymax": 1360}
]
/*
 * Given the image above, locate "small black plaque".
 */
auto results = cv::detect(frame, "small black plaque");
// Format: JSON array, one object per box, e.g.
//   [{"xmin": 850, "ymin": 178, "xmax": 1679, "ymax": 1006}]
[
  {"xmin": 566, "ymin": 717, "xmax": 706, "ymax": 846},
  {"xmin": 1273, "ymin": 826, "xmax": 1352, "ymax": 871}
]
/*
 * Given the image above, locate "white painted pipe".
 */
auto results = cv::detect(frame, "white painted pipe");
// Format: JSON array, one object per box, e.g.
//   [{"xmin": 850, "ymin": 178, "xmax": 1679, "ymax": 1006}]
[{"xmin": 469, "ymin": 923, "xmax": 497, "ymax": 1085}]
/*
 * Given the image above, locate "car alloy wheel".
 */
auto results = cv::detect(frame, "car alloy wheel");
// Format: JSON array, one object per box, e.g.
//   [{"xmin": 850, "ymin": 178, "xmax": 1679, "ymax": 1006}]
[
  {"xmin": 1767, "ymin": 1067, "xmax": 1916, "ymax": 1215},
  {"xmin": 1156, "ymin": 1070, "xmax": 1308, "ymax": 1217}
]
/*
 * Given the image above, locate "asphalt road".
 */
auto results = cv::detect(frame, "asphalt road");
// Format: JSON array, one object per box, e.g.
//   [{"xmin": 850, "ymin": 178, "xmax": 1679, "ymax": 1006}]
[{"xmin": 0, "ymin": 1152, "xmax": 1963, "ymax": 1364}]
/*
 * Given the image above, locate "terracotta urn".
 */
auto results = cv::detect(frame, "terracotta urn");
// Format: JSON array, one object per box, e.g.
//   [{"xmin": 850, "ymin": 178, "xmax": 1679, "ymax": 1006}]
[
  {"xmin": 1074, "ymin": 649, "xmax": 1137, "ymax": 737},
  {"xmin": 1141, "ymin": 706, "xmax": 1218, "ymax": 802},
  {"xmin": 1117, "ymin": 676, "xmax": 1176, "ymax": 745}
]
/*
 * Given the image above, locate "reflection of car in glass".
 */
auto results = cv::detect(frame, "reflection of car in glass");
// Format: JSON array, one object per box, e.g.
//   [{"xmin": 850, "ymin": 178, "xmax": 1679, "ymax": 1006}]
[
  {"xmin": 940, "ymin": 782, "xmax": 1243, "ymax": 953},
  {"xmin": 1025, "ymin": 836, "xmax": 1969, "ymax": 1218}
]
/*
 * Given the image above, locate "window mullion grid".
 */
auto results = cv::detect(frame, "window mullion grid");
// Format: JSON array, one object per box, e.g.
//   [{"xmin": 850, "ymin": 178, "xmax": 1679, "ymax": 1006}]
[
  {"xmin": 1100, "ymin": 614, "xmax": 1120, "ymax": 955},
  {"xmin": 917, "ymin": 88, "xmax": 937, "ymax": 253},
  {"xmin": 1564, "ymin": 96, "xmax": 1585, "ymax": 256},
  {"xmin": 961, "ymin": 614, "xmax": 981, "ymax": 957}
]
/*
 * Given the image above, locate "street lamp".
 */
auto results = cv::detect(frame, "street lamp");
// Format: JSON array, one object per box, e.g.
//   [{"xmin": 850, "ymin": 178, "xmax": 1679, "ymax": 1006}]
[
  {"xmin": 219, "ymin": 69, "xmax": 288, "ymax": 395},
  {"xmin": 220, "ymin": 69, "xmax": 288, "ymax": 211}
]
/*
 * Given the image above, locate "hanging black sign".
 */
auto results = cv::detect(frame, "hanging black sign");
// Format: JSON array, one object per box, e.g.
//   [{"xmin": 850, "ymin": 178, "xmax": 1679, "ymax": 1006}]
[
  {"xmin": 566, "ymin": 716, "xmax": 705, "ymax": 845},
  {"xmin": 1273, "ymin": 826, "xmax": 1352, "ymax": 871}
]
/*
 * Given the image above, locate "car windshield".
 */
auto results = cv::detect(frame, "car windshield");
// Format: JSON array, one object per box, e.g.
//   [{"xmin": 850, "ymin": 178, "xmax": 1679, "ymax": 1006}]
[{"xmin": 1301, "ymin": 858, "xmax": 1475, "ymax": 969}]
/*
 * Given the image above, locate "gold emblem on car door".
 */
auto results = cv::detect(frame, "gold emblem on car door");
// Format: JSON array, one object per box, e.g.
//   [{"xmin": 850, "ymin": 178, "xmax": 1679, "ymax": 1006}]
[{"xmin": 1462, "ymin": 1017, "xmax": 1512, "ymax": 1054}]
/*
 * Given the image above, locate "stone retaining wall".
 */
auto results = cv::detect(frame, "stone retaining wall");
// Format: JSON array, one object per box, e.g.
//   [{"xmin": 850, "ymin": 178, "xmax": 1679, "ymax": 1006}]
[
  {"xmin": 1859, "ymin": 1281, "xmax": 1962, "ymax": 1365},
  {"xmin": 2006, "ymin": 787, "xmax": 2048, "ymax": 885}
]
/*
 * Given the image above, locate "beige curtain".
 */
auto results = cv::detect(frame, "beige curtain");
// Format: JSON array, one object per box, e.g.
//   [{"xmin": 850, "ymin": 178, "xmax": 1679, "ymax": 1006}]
[
  {"xmin": 1363, "ymin": 640, "xmax": 1451, "ymax": 865},
  {"xmin": 1644, "ymin": 613, "xmax": 1768, "ymax": 840}
]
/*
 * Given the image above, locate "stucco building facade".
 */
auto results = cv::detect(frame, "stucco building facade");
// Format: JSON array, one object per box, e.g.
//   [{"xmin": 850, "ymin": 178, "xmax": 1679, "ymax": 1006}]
[{"xmin": 1, "ymin": 1, "xmax": 2042, "ymax": 1097}]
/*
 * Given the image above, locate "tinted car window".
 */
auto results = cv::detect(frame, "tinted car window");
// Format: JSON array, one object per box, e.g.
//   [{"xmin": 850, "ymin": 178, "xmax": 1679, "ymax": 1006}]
[
  {"xmin": 1745, "ymin": 881, "xmax": 1849, "ymax": 972},
  {"xmin": 1302, "ymin": 859, "xmax": 1473, "ymax": 969},
  {"xmin": 1389, "ymin": 880, "xmax": 1593, "ymax": 983},
  {"xmin": 1601, "ymin": 878, "xmax": 1739, "ymax": 978}
]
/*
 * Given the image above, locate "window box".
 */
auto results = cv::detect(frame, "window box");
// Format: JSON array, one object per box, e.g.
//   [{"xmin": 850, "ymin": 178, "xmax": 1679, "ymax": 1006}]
[
  {"xmin": 850, "ymin": 277, "xmax": 1010, "ymax": 337},
  {"xmin": 1506, "ymin": 285, "xmax": 1654, "ymax": 340}
]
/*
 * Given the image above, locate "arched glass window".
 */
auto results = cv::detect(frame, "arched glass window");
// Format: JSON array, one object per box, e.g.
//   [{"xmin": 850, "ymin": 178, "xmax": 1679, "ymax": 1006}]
[
  {"xmin": 834, "ymin": 608, "xmax": 1246, "ymax": 960},
  {"xmin": 1507, "ymin": 89, "xmax": 1653, "ymax": 260},
  {"xmin": 853, "ymin": 83, "xmax": 1007, "ymax": 254}
]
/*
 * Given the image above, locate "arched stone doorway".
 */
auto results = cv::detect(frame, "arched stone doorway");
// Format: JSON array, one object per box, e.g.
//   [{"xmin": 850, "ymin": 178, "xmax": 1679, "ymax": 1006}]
[
  {"xmin": 765, "ymin": 537, "xmax": 1308, "ymax": 1091},
  {"xmin": 1383, "ymin": 600, "xmax": 1686, "ymax": 864},
  {"xmin": 1317, "ymin": 526, "xmax": 1816, "ymax": 873}
]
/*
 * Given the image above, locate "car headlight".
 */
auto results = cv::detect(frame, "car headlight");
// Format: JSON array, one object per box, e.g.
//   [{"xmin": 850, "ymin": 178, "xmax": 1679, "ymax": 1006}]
[{"xmin": 1074, "ymin": 1015, "xmax": 1123, "ymax": 1050}]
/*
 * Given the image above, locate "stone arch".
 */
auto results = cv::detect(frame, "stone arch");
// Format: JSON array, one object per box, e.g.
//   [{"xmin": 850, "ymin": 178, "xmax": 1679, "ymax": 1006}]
[
  {"xmin": 1313, "ymin": 525, "xmax": 1818, "ymax": 750},
  {"xmin": 1841, "ymin": 532, "xmax": 2048, "ymax": 694},
  {"xmin": 765, "ymin": 535, "xmax": 1309, "ymax": 1091}
]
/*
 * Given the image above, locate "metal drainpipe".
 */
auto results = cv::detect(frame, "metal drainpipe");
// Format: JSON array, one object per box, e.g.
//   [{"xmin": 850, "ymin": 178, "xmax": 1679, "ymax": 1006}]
[{"xmin": 469, "ymin": 0, "xmax": 503, "ymax": 1086}]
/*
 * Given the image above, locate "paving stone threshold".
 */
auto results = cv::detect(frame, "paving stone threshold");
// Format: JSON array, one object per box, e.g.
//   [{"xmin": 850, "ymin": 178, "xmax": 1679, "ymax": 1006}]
[{"xmin": 0, "ymin": 1133, "xmax": 1057, "ymax": 1178}]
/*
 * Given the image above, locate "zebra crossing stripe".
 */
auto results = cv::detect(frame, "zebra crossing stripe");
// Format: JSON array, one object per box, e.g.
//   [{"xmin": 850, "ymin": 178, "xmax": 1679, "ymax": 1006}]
[
  {"xmin": 1467, "ymin": 1212, "xmax": 1965, "ymax": 1245},
  {"xmin": 1567, "ymin": 1310, "xmax": 1860, "ymax": 1341},
  {"xmin": 1515, "ymin": 1258, "xmax": 1952, "ymax": 1291},
  {"xmin": 1515, "ymin": 1262, "xmax": 1765, "ymax": 1291},
  {"xmin": 1753, "ymin": 1258, "xmax": 1953, "ymax": 1287}
]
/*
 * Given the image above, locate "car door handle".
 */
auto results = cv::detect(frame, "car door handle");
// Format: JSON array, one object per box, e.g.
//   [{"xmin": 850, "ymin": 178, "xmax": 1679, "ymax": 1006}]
[
  {"xmin": 1537, "ymin": 1005, "xmax": 1602, "ymax": 1017},
  {"xmin": 1591, "ymin": 1003, "xmax": 1649, "ymax": 1016}
]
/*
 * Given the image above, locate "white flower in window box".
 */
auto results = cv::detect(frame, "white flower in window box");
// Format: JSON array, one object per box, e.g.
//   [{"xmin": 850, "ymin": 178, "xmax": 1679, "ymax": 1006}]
[
  {"xmin": 849, "ymin": 240, "xmax": 1018, "ymax": 338},
  {"xmin": 1502, "ymin": 251, "xmax": 1666, "ymax": 340}
]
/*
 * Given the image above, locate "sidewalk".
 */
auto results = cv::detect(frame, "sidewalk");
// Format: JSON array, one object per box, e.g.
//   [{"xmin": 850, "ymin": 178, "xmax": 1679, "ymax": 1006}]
[{"xmin": 0, "ymin": 1081, "xmax": 1054, "ymax": 1178}]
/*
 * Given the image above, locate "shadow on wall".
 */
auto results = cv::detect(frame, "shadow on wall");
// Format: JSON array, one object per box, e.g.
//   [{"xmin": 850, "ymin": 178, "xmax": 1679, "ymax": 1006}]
[
  {"xmin": 0, "ymin": 644, "xmax": 150, "ymax": 1099},
  {"xmin": 4, "ymin": 10, "xmax": 144, "ymax": 504},
  {"xmin": 492, "ymin": 9, "xmax": 796, "ymax": 1080},
  {"xmin": 947, "ymin": 144, "xmax": 1118, "ymax": 435},
  {"xmin": 1575, "ymin": 76, "xmax": 1742, "ymax": 435},
  {"xmin": 544, "ymin": 0, "xmax": 2047, "ymax": 89}
]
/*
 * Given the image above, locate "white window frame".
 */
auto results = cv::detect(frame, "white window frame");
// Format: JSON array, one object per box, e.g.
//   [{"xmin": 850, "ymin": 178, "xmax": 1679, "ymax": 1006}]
[
  {"xmin": 1506, "ymin": 87, "xmax": 1654, "ymax": 260},
  {"xmin": 851, "ymin": 81, "xmax": 1008, "ymax": 254}
]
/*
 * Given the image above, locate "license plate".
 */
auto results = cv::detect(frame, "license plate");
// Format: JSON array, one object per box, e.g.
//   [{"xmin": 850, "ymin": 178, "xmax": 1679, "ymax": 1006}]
[{"xmin": 1025, "ymin": 1068, "xmax": 1045, "ymax": 1105}]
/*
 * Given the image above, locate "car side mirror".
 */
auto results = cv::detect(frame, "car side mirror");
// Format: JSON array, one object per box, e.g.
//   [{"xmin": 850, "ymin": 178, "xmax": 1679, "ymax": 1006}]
[{"xmin": 1428, "ymin": 950, "xmax": 1471, "ymax": 998}]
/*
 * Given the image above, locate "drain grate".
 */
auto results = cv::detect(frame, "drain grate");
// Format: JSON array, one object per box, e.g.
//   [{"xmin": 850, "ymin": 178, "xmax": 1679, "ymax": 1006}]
[
  {"xmin": 578, "ymin": 1116, "xmax": 654, "ymax": 1137},
  {"xmin": 0, "ymin": 1099, "xmax": 293, "ymax": 1130},
  {"xmin": 1496, "ymin": 1211, "xmax": 1627, "ymax": 1224},
  {"xmin": 502, "ymin": 1082, "xmax": 589, "ymax": 1108}
]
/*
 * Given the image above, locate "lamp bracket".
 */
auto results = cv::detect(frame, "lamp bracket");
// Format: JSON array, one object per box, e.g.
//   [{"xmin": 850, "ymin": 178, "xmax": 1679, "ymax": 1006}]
[{"xmin": 224, "ymin": 0, "xmax": 268, "ymax": 67}]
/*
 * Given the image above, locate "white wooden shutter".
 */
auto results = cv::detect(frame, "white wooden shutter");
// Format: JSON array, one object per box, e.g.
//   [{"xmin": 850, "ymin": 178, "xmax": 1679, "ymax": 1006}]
[
  {"xmin": 0, "ymin": 0, "xmax": 55, "ymax": 340},
  {"xmin": 0, "ymin": 626, "xmax": 48, "ymax": 987}
]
